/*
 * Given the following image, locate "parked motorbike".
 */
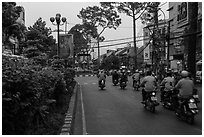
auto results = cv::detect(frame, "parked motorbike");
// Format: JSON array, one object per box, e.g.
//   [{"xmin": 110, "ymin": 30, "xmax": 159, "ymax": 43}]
[
  {"xmin": 175, "ymin": 96, "xmax": 199, "ymax": 124},
  {"xmin": 99, "ymin": 79, "xmax": 105, "ymax": 90},
  {"xmin": 133, "ymin": 79, "xmax": 139, "ymax": 91},
  {"xmin": 143, "ymin": 90, "xmax": 160, "ymax": 112}
]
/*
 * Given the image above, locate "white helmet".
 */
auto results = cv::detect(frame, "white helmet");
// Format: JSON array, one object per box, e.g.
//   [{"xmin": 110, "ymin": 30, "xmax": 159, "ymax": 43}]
[
  {"xmin": 135, "ymin": 69, "xmax": 139, "ymax": 73},
  {"xmin": 181, "ymin": 70, "xmax": 188, "ymax": 77}
]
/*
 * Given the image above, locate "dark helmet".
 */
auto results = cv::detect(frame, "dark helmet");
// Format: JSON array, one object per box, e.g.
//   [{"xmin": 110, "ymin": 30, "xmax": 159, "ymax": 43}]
[
  {"xmin": 146, "ymin": 70, "xmax": 152, "ymax": 76},
  {"xmin": 166, "ymin": 71, "xmax": 172, "ymax": 77}
]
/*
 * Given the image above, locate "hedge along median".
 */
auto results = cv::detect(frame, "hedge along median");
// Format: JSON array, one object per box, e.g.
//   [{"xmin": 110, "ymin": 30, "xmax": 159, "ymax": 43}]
[{"xmin": 2, "ymin": 54, "xmax": 76, "ymax": 135}]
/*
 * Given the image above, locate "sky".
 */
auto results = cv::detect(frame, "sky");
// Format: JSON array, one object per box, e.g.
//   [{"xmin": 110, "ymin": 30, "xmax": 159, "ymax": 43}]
[{"xmin": 16, "ymin": 1, "xmax": 169, "ymax": 57}]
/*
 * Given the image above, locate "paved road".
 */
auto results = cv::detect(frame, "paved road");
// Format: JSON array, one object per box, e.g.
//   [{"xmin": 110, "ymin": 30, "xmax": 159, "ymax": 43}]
[{"xmin": 73, "ymin": 76, "xmax": 202, "ymax": 135}]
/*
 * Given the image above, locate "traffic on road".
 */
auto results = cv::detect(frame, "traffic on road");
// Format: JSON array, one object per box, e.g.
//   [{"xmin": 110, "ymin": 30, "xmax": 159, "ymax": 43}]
[{"xmin": 74, "ymin": 68, "xmax": 202, "ymax": 135}]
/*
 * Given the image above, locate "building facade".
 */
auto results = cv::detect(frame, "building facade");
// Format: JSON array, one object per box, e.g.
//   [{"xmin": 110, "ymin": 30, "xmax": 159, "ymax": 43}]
[{"xmin": 167, "ymin": 2, "xmax": 202, "ymax": 71}]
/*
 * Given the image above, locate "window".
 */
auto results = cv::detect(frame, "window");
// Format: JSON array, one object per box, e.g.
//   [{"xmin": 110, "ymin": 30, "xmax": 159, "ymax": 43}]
[
  {"xmin": 177, "ymin": 2, "xmax": 188, "ymax": 22},
  {"xmin": 144, "ymin": 32, "xmax": 148, "ymax": 36}
]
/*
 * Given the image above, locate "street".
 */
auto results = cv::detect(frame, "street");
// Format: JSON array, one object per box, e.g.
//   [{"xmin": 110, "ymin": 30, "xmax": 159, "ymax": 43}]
[{"xmin": 73, "ymin": 75, "xmax": 202, "ymax": 135}]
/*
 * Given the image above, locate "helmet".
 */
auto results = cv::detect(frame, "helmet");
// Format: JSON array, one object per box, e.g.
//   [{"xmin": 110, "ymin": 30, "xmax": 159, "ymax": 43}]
[
  {"xmin": 139, "ymin": 71, "xmax": 143, "ymax": 74},
  {"xmin": 135, "ymin": 69, "xmax": 139, "ymax": 73},
  {"xmin": 181, "ymin": 70, "xmax": 188, "ymax": 78},
  {"xmin": 166, "ymin": 71, "xmax": 172, "ymax": 77},
  {"xmin": 146, "ymin": 70, "xmax": 152, "ymax": 76}
]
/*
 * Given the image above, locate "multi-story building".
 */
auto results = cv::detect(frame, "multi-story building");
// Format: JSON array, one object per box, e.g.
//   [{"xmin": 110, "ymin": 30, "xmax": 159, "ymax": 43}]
[{"xmin": 167, "ymin": 2, "xmax": 202, "ymax": 70}]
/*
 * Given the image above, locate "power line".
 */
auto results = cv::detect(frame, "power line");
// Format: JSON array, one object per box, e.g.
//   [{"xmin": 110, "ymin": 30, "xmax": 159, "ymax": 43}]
[
  {"xmin": 101, "ymin": 35, "xmax": 143, "ymax": 43},
  {"xmin": 73, "ymin": 35, "xmax": 144, "ymax": 45},
  {"xmin": 92, "ymin": 37, "xmax": 150, "ymax": 49}
]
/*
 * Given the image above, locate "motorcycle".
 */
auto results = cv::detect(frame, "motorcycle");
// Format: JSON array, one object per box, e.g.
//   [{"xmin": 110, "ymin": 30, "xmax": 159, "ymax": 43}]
[
  {"xmin": 193, "ymin": 88, "xmax": 200, "ymax": 104},
  {"xmin": 162, "ymin": 89, "xmax": 176, "ymax": 110},
  {"xmin": 133, "ymin": 79, "xmax": 140, "ymax": 91},
  {"xmin": 120, "ymin": 80, "xmax": 127, "ymax": 90},
  {"xmin": 143, "ymin": 90, "xmax": 160, "ymax": 112},
  {"xmin": 99, "ymin": 79, "xmax": 105, "ymax": 90},
  {"xmin": 175, "ymin": 96, "xmax": 199, "ymax": 124},
  {"xmin": 113, "ymin": 78, "xmax": 119, "ymax": 86}
]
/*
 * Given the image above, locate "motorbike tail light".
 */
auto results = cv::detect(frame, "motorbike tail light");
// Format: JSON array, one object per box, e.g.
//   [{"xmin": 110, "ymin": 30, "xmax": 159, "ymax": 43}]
[{"xmin": 152, "ymin": 92, "xmax": 156, "ymax": 96}]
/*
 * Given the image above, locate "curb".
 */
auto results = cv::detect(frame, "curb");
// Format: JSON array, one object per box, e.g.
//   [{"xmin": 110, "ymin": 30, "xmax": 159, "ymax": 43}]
[{"xmin": 60, "ymin": 83, "xmax": 79, "ymax": 135}]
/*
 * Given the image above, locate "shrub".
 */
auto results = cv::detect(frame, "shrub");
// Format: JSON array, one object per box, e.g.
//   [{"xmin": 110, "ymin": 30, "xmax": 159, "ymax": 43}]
[{"xmin": 2, "ymin": 54, "xmax": 75, "ymax": 135}]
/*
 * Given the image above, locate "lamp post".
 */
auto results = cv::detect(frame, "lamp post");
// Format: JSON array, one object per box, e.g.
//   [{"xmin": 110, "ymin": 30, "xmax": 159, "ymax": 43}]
[{"xmin": 50, "ymin": 13, "xmax": 67, "ymax": 57}]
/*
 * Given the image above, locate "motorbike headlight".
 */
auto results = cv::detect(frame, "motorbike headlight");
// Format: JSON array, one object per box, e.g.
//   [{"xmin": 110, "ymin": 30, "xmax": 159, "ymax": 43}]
[
  {"xmin": 152, "ymin": 92, "xmax": 156, "ymax": 95},
  {"xmin": 189, "ymin": 98, "xmax": 195, "ymax": 103}
]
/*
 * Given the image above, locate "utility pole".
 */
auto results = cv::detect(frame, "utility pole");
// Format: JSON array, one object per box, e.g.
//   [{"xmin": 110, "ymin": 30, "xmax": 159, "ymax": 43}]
[
  {"xmin": 187, "ymin": 2, "xmax": 198, "ymax": 82},
  {"xmin": 132, "ymin": 3, "xmax": 137, "ymax": 71},
  {"xmin": 167, "ymin": 20, "xmax": 170, "ymax": 69},
  {"xmin": 97, "ymin": 35, "xmax": 100, "ymax": 69}
]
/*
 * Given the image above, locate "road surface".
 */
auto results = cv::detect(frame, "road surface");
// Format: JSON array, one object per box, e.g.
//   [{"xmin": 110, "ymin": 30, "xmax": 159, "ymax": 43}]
[{"xmin": 73, "ymin": 75, "xmax": 202, "ymax": 135}]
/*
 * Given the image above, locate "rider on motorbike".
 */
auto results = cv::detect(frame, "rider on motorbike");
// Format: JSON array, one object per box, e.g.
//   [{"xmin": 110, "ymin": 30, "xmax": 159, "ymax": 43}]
[
  {"xmin": 160, "ymin": 71, "xmax": 175, "ymax": 102},
  {"xmin": 132, "ymin": 69, "xmax": 140, "ymax": 87},
  {"xmin": 120, "ymin": 69, "xmax": 128, "ymax": 84},
  {"xmin": 112, "ymin": 69, "xmax": 119, "ymax": 83},
  {"xmin": 140, "ymin": 70, "xmax": 158, "ymax": 104},
  {"xmin": 174, "ymin": 70, "xmax": 195, "ymax": 108},
  {"xmin": 98, "ymin": 70, "xmax": 106, "ymax": 86}
]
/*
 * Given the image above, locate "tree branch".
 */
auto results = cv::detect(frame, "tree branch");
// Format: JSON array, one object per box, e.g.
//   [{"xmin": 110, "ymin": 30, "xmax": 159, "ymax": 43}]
[
  {"xmin": 98, "ymin": 26, "xmax": 107, "ymax": 36},
  {"xmin": 135, "ymin": 8, "xmax": 147, "ymax": 20}
]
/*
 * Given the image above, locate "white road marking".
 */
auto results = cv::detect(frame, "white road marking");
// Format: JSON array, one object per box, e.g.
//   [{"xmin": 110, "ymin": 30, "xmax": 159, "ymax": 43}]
[{"xmin": 80, "ymin": 85, "xmax": 88, "ymax": 135}]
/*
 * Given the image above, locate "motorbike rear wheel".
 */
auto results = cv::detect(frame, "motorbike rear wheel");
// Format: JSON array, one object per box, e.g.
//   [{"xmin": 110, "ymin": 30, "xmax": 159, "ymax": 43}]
[{"xmin": 150, "ymin": 106, "xmax": 155, "ymax": 112}]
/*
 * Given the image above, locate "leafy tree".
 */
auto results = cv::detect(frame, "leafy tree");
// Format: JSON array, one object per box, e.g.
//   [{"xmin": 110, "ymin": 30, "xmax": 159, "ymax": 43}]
[
  {"xmin": 68, "ymin": 23, "xmax": 97, "ymax": 55},
  {"xmin": 2, "ymin": 2, "xmax": 26, "ymax": 47},
  {"xmin": 100, "ymin": 54, "xmax": 120, "ymax": 70},
  {"xmin": 23, "ymin": 18, "xmax": 56, "ymax": 58},
  {"xmin": 100, "ymin": 2, "xmax": 149, "ymax": 69},
  {"xmin": 77, "ymin": 5, "xmax": 122, "ymax": 64}
]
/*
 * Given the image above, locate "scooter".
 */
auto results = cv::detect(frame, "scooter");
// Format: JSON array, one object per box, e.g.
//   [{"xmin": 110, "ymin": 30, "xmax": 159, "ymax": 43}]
[
  {"xmin": 99, "ymin": 79, "xmax": 105, "ymax": 90},
  {"xmin": 113, "ymin": 78, "xmax": 118, "ymax": 86},
  {"xmin": 120, "ymin": 80, "xmax": 127, "ymax": 90},
  {"xmin": 143, "ymin": 90, "xmax": 160, "ymax": 112},
  {"xmin": 133, "ymin": 79, "xmax": 140, "ymax": 91},
  {"xmin": 175, "ymin": 96, "xmax": 199, "ymax": 124},
  {"xmin": 162, "ymin": 89, "xmax": 176, "ymax": 110},
  {"xmin": 193, "ymin": 88, "xmax": 200, "ymax": 104}
]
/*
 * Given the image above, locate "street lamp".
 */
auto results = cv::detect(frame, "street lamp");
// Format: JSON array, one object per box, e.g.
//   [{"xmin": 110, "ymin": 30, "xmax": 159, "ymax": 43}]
[{"xmin": 50, "ymin": 13, "xmax": 67, "ymax": 56}]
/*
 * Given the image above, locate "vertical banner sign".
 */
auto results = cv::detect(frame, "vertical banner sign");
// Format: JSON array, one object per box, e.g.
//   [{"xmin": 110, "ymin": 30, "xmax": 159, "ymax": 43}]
[
  {"xmin": 144, "ymin": 43, "xmax": 150, "ymax": 60},
  {"xmin": 59, "ymin": 34, "xmax": 74, "ymax": 58}
]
